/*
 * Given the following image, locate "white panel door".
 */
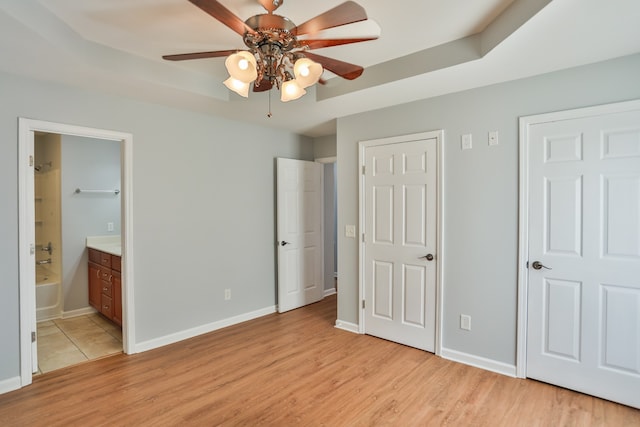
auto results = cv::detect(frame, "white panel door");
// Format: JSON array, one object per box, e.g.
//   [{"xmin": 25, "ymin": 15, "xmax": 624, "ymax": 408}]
[
  {"xmin": 363, "ymin": 138, "xmax": 437, "ymax": 351},
  {"xmin": 277, "ymin": 158, "xmax": 324, "ymax": 313},
  {"xmin": 526, "ymin": 108, "xmax": 640, "ymax": 408}
]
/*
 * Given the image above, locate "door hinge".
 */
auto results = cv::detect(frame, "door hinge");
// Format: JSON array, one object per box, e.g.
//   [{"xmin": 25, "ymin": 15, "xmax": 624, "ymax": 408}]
[
  {"xmin": 362, "ymin": 299, "xmax": 365, "ymax": 309},
  {"xmin": 31, "ymin": 331, "xmax": 36, "ymax": 343},
  {"xmin": 362, "ymin": 165, "xmax": 365, "ymax": 175},
  {"xmin": 29, "ymin": 155, "xmax": 34, "ymax": 167},
  {"xmin": 30, "ymin": 243, "xmax": 35, "ymax": 255},
  {"xmin": 362, "ymin": 233, "xmax": 365, "ymax": 243}
]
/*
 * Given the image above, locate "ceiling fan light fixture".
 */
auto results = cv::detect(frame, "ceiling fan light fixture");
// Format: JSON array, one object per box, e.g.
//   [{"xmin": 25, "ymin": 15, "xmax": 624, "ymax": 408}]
[
  {"xmin": 164, "ymin": 0, "xmax": 378, "ymax": 108},
  {"xmin": 224, "ymin": 76, "xmax": 251, "ymax": 97},
  {"xmin": 280, "ymin": 79, "xmax": 306, "ymax": 102},
  {"xmin": 293, "ymin": 58, "xmax": 323, "ymax": 88},
  {"xmin": 225, "ymin": 51, "xmax": 258, "ymax": 83}
]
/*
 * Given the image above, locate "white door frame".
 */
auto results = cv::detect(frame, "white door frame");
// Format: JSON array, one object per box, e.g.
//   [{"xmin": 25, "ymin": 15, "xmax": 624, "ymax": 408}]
[
  {"xmin": 515, "ymin": 99, "xmax": 640, "ymax": 378},
  {"xmin": 358, "ymin": 130, "xmax": 444, "ymax": 356},
  {"xmin": 18, "ymin": 118, "xmax": 136, "ymax": 387}
]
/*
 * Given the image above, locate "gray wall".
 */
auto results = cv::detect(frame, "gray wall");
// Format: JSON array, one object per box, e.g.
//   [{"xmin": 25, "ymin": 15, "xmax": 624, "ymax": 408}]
[
  {"xmin": 61, "ymin": 135, "xmax": 121, "ymax": 311},
  {"xmin": 323, "ymin": 162, "xmax": 336, "ymax": 292},
  {"xmin": 313, "ymin": 134, "xmax": 337, "ymax": 159},
  {"xmin": 336, "ymin": 53, "xmax": 640, "ymax": 366},
  {"xmin": 0, "ymin": 71, "xmax": 312, "ymax": 384}
]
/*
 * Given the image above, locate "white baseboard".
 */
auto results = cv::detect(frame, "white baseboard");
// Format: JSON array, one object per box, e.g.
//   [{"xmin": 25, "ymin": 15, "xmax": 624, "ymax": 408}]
[
  {"xmin": 440, "ymin": 347, "xmax": 517, "ymax": 377},
  {"xmin": 0, "ymin": 376, "xmax": 21, "ymax": 395},
  {"xmin": 324, "ymin": 288, "xmax": 336, "ymax": 297},
  {"xmin": 335, "ymin": 319, "xmax": 359, "ymax": 334},
  {"xmin": 135, "ymin": 305, "xmax": 276, "ymax": 353},
  {"xmin": 63, "ymin": 306, "xmax": 97, "ymax": 319}
]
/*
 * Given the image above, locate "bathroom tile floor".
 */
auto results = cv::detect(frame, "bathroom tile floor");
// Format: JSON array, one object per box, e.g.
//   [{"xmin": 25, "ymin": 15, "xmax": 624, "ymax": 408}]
[{"xmin": 36, "ymin": 314, "xmax": 122, "ymax": 374}]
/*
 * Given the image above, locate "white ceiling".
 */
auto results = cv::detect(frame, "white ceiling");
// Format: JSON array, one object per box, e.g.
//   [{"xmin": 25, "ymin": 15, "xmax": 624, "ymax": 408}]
[{"xmin": 1, "ymin": 0, "xmax": 639, "ymax": 137}]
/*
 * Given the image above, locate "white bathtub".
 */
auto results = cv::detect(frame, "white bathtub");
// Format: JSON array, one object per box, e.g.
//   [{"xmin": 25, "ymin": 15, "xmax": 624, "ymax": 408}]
[{"xmin": 36, "ymin": 266, "xmax": 62, "ymax": 322}]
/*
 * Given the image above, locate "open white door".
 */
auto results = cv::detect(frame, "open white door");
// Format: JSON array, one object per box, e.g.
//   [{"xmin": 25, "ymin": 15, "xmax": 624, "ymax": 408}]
[
  {"xmin": 360, "ymin": 133, "xmax": 440, "ymax": 352},
  {"xmin": 523, "ymin": 102, "xmax": 640, "ymax": 409},
  {"xmin": 276, "ymin": 158, "xmax": 324, "ymax": 313}
]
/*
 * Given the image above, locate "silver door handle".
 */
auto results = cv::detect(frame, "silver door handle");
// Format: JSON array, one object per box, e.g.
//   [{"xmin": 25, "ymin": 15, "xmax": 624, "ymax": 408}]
[
  {"xmin": 531, "ymin": 261, "xmax": 551, "ymax": 270},
  {"xmin": 420, "ymin": 254, "xmax": 434, "ymax": 261}
]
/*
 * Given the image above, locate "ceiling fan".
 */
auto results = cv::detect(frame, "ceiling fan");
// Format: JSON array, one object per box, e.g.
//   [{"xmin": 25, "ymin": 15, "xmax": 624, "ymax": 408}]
[{"xmin": 162, "ymin": 0, "xmax": 378, "ymax": 102}]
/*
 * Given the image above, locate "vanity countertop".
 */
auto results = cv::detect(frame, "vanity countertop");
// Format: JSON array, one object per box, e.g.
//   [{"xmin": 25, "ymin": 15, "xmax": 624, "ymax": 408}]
[{"xmin": 86, "ymin": 235, "xmax": 121, "ymax": 256}]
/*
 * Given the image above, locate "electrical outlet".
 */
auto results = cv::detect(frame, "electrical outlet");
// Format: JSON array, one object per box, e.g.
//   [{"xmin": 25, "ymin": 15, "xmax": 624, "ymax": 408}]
[
  {"xmin": 224, "ymin": 289, "xmax": 231, "ymax": 301},
  {"xmin": 460, "ymin": 314, "xmax": 471, "ymax": 331},
  {"xmin": 488, "ymin": 131, "xmax": 499, "ymax": 146},
  {"xmin": 107, "ymin": 222, "xmax": 114, "ymax": 232}
]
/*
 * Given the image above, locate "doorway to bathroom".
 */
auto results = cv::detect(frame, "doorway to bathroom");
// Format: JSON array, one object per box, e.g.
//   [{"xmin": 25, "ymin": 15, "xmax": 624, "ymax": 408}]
[
  {"xmin": 18, "ymin": 118, "xmax": 135, "ymax": 388},
  {"xmin": 33, "ymin": 131, "xmax": 123, "ymax": 374}
]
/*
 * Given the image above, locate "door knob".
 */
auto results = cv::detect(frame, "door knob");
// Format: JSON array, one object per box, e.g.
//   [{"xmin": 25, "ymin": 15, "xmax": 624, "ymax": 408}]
[
  {"xmin": 420, "ymin": 254, "xmax": 434, "ymax": 261},
  {"xmin": 280, "ymin": 241, "xmax": 291, "ymax": 246},
  {"xmin": 531, "ymin": 261, "xmax": 551, "ymax": 270}
]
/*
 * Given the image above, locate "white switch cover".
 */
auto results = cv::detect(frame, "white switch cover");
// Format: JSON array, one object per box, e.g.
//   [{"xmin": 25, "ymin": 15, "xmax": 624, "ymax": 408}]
[
  {"xmin": 488, "ymin": 131, "xmax": 499, "ymax": 146},
  {"xmin": 461, "ymin": 134, "xmax": 473, "ymax": 150},
  {"xmin": 345, "ymin": 225, "xmax": 356, "ymax": 238},
  {"xmin": 107, "ymin": 222, "xmax": 114, "ymax": 232},
  {"xmin": 460, "ymin": 314, "xmax": 471, "ymax": 331}
]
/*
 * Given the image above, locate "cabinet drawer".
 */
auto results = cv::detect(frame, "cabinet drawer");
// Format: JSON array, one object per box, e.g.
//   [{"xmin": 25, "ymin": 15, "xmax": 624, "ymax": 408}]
[
  {"xmin": 100, "ymin": 252, "xmax": 112, "ymax": 268},
  {"xmin": 100, "ymin": 268, "xmax": 113, "ymax": 283},
  {"xmin": 88, "ymin": 248, "xmax": 101, "ymax": 264},
  {"xmin": 101, "ymin": 294, "xmax": 113, "ymax": 318},
  {"xmin": 101, "ymin": 280, "xmax": 113, "ymax": 297},
  {"xmin": 111, "ymin": 255, "xmax": 121, "ymax": 272}
]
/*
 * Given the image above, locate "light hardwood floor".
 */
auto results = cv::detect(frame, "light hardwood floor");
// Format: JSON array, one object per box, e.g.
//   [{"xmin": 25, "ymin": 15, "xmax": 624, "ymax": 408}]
[{"xmin": 1, "ymin": 294, "xmax": 638, "ymax": 426}]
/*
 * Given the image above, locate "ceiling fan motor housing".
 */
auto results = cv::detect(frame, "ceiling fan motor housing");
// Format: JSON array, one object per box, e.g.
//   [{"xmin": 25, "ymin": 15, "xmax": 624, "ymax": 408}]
[
  {"xmin": 244, "ymin": 15, "xmax": 298, "ymax": 52},
  {"xmin": 244, "ymin": 14, "xmax": 303, "ymax": 87}
]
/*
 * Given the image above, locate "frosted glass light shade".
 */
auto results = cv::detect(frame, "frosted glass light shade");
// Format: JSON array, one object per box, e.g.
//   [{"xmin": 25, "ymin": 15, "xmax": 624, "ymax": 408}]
[
  {"xmin": 293, "ymin": 58, "xmax": 323, "ymax": 88},
  {"xmin": 225, "ymin": 51, "xmax": 257, "ymax": 83},
  {"xmin": 224, "ymin": 77, "xmax": 251, "ymax": 97},
  {"xmin": 280, "ymin": 79, "xmax": 306, "ymax": 102}
]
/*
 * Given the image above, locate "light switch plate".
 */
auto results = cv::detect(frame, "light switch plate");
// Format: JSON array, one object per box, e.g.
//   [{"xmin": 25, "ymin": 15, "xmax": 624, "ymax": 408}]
[
  {"xmin": 460, "ymin": 314, "xmax": 471, "ymax": 331},
  {"xmin": 461, "ymin": 134, "xmax": 473, "ymax": 150},
  {"xmin": 345, "ymin": 225, "xmax": 356, "ymax": 238}
]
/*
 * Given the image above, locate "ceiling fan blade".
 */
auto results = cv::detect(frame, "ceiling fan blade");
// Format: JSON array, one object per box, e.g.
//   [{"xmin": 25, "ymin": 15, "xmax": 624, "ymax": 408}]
[
  {"xmin": 253, "ymin": 79, "xmax": 273, "ymax": 92},
  {"xmin": 188, "ymin": 0, "xmax": 256, "ymax": 36},
  {"xmin": 292, "ymin": 1, "xmax": 368, "ymax": 36},
  {"xmin": 258, "ymin": 0, "xmax": 283, "ymax": 14},
  {"xmin": 298, "ymin": 37, "xmax": 378, "ymax": 50},
  {"xmin": 163, "ymin": 49, "xmax": 238, "ymax": 61},
  {"xmin": 303, "ymin": 52, "xmax": 363, "ymax": 80}
]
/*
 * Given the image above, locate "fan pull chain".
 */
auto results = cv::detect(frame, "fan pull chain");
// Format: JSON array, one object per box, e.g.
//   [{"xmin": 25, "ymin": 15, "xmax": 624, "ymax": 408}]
[{"xmin": 267, "ymin": 88, "xmax": 273, "ymax": 118}]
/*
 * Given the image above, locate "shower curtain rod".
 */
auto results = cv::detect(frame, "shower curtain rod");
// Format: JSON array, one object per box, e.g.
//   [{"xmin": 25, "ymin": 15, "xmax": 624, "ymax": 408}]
[{"xmin": 74, "ymin": 188, "xmax": 120, "ymax": 195}]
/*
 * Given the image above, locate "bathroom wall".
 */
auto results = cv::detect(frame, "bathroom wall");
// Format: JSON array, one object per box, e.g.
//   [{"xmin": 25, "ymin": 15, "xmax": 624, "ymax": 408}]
[
  {"xmin": 34, "ymin": 133, "xmax": 62, "ymax": 280},
  {"xmin": 61, "ymin": 135, "xmax": 121, "ymax": 312}
]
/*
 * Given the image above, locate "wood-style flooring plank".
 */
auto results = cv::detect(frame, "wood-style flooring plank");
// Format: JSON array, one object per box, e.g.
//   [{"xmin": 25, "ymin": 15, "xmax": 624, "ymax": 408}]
[{"xmin": 1, "ymin": 295, "xmax": 638, "ymax": 426}]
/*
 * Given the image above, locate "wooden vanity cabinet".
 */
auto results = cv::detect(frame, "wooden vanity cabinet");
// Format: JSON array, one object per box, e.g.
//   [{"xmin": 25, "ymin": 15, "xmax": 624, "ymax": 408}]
[
  {"xmin": 88, "ymin": 261, "xmax": 102, "ymax": 310},
  {"xmin": 88, "ymin": 248, "xmax": 122, "ymax": 326}
]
